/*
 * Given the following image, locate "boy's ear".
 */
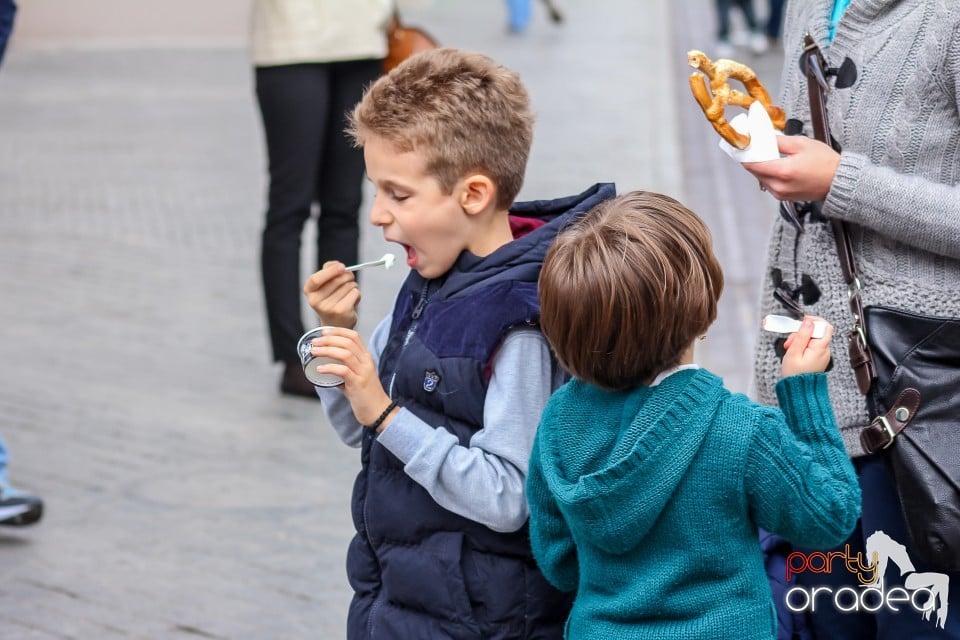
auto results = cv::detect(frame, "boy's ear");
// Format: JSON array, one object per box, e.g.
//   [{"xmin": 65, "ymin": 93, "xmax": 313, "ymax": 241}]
[{"xmin": 459, "ymin": 173, "xmax": 496, "ymax": 216}]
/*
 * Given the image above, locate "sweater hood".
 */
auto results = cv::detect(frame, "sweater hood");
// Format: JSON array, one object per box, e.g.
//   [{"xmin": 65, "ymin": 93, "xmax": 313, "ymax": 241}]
[
  {"xmin": 424, "ymin": 183, "xmax": 616, "ymax": 301},
  {"xmin": 538, "ymin": 369, "xmax": 726, "ymax": 554}
]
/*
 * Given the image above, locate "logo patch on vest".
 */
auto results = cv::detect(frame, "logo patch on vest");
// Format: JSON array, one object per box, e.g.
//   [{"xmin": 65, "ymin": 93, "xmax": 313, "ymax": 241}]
[{"xmin": 423, "ymin": 370, "xmax": 441, "ymax": 393}]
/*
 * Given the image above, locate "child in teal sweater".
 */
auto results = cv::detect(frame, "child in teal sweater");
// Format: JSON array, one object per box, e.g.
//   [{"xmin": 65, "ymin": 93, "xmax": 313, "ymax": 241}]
[{"xmin": 528, "ymin": 191, "xmax": 861, "ymax": 639}]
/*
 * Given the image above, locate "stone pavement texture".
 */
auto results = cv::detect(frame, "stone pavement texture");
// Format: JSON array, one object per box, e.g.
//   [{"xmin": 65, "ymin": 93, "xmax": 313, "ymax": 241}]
[{"xmin": 0, "ymin": 1, "xmax": 784, "ymax": 637}]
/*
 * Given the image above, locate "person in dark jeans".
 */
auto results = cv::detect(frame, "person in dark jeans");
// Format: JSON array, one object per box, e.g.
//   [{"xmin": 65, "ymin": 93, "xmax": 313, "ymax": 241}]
[
  {"xmin": 256, "ymin": 62, "xmax": 381, "ymax": 397},
  {"xmin": 0, "ymin": 0, "xmax": 44, "ymax": 527},
  {"xmin": 765, "ymin": 0, "xmax": 785, "ymax": 41},
  {"xmin": 0, "ymin": 0, "xmax": 14, "ymax": 62},
  {"xmin": 251, "ymin": 2, "xmax": 389, "ymax": 398},
  {"xmin": 714, "ymin": 0, "xmax": 768, "ymax": 57},
  {"xmin": 0, "ymin": 436, "xmax": 43, "ymax": 526}
]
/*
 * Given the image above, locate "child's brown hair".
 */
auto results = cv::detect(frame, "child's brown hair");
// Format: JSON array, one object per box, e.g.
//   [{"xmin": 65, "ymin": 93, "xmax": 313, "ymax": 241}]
[
  {"xmin": 348, "ymin": 48, "xmax": 534, "ymax": 209},
  {"xmin": 539, "ymin": 191, "xmax": 724, "ymax": 390}
]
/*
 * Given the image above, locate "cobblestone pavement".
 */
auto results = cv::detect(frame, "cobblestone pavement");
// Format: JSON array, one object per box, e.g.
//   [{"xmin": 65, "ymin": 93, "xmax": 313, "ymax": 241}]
[{"xmin": 0, "ymin": 1, "xmax": 784, "ymax": 637}]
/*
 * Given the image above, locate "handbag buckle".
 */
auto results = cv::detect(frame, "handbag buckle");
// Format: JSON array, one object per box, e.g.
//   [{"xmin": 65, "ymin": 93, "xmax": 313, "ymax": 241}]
[
  {"xmin": 848, "ymin": 324, "xmax": 868, "ymax": 349},
  {"xmin": 848, "ymin": 277, "xmax": 861, "ymax": 297},
  {"xmin": 876, "ymin": 415, "xmax": 897, "ymax": 450},
  {"xmin": 861, "ymin": 415, "xmax": 897, "ymax": 454}
]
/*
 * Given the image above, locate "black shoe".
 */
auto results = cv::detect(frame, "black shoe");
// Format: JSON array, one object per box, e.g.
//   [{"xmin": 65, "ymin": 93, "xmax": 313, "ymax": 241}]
[
  {"xmin": 280, "ymin": 363, "xmax": 319, "ymax": 399},
  {"xmin": 0, "ymin": 486, "xmax": 44, "ymax": 526}
]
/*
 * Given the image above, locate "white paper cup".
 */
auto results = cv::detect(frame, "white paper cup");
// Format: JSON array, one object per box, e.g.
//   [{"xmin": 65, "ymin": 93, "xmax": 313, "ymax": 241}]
[{"xmin": 297, "ymin": 327, "xmax": 344, "ymax": 387}]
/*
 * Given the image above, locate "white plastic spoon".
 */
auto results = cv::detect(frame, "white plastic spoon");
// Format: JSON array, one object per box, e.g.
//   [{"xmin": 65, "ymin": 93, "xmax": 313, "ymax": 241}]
[
  {"xmin": 762, "ymin": 314, "xmax": 827, "ymax": 339},
  {"xmin": 345, "ymin": 253, "xmax": 396, "ymax": 272}
]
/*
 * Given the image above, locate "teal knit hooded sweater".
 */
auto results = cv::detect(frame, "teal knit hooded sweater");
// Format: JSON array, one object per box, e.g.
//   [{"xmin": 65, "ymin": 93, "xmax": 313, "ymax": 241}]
[{"xmin": 527, "ymin": 369, "xmax": 861, "ymax": 639}]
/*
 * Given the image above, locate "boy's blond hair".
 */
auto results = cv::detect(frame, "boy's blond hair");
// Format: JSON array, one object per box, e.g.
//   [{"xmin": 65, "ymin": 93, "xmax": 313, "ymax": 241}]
[
  {"xmin": 539, "ymin": 191, "xmax": 724, "ymax": 390},
  {"xmin": 348, "ymin": 48, "xmax": 534, "ymax": 209}
]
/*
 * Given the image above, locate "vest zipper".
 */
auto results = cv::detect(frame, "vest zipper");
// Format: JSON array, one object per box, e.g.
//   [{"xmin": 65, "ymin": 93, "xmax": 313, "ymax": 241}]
[
  {"xmin": 387, "ymin": 279, "xmax": 431, "ymax": 397},
  {"xmin": 367, "ymin": 279, "xmax": 432, "ymax": 636},
  {"xmin": 411, "ymin": 280, "xmax": 430, "ymax": 319}
]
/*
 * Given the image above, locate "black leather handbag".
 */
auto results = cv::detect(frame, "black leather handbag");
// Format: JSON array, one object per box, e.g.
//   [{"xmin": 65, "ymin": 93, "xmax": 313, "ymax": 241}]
[
  {"xmin": 857, "ymin": 306, "xmax": 960, "ymax": 571},
  {"xmin": 798, "ymin": 35, "xmax": 960, "ymax": 571}
]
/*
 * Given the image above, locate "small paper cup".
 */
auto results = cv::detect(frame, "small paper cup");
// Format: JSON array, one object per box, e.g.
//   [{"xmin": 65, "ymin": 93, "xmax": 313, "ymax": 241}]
[{"xmin": 297, "ymin": 327, "xmax": 344, "ymax": 388}]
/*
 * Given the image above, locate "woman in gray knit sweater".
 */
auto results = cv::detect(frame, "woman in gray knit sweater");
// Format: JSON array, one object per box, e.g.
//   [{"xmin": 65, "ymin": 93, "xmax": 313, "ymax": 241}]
[{"xmin": 743, "ymin": 1, "xmax": 959, "ymax": 638}]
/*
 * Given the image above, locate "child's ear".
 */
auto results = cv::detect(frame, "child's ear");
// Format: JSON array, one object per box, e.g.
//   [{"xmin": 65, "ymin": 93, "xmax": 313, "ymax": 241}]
[{"xmin": 459, "ymin": 173, "xmax": 496, "ymax": 216}]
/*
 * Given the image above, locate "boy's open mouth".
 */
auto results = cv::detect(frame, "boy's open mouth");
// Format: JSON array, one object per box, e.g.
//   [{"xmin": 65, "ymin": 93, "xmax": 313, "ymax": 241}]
[{"xmin": 403, "ymin": 244, "xmax": 417, "ymax": 268}]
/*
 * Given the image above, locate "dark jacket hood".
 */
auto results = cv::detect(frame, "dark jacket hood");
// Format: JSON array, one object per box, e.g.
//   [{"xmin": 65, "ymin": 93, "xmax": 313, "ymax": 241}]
[{"xmin": 418, "ymin": 183, "xmax": 616, "ymax": 301}]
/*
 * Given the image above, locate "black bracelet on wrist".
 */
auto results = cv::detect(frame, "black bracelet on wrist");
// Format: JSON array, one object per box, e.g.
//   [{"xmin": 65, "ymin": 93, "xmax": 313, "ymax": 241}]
[{"xmin": 368, "ymin": 400, "xmax": 398, "ymax": 431}]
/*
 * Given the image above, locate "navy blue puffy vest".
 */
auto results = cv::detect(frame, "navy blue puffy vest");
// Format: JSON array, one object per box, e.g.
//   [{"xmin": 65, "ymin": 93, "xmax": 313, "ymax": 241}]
[{"xmin": 346, "ymin": 274, "xmax": 572, "ymax": 640}]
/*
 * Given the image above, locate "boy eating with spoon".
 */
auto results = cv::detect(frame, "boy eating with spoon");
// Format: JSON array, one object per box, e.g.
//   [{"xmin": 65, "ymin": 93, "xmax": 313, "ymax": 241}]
[{"xmin": 301, "ymin": 48, "xmax": 615, "ymax": 639}]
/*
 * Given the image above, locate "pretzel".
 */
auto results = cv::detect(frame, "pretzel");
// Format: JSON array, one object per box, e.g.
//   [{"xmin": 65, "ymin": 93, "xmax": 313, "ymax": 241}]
[{"xmin": 687, "ymin": 50, "xmax": 786, "ymax": 150}]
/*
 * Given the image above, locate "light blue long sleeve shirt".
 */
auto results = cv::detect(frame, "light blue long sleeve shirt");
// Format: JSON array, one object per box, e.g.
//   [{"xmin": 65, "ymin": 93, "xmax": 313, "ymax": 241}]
[{"xmin": 318, "ymin": 314, "xmax": 564, "ymax": 532}]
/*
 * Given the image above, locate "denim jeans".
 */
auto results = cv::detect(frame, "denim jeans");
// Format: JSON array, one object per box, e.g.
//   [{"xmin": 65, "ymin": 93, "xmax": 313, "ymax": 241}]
[
  {"xmin": 506, "ymin": 0, "xmax": 531, "ymax": 32},
  {"xmin": 0, "ymin": 0, "xmax": 17, "ymax": 65},
  {"xmin": 715, "ymin": 0, "xmax": 759, "ymax": 40},
  {"xmin": 0, "ymin": 433, "xmax": 9, "ymax": 487},
  {"xmin": 766, "ymin": 0, "xmax": 785, "ymax": 39}
]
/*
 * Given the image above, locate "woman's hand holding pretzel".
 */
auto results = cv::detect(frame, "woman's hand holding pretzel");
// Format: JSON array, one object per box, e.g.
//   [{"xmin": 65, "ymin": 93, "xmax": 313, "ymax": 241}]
[
  {"xmin": 743, "ymin": 135, "xmax": 841, "ymax": 201},
  {"xmin": 310, "ymin": 327, "xmax": 396, "ymax": 430},
  {"xmin": 688, "ymin": 50, "xmax": 786, "ymax": 150}
]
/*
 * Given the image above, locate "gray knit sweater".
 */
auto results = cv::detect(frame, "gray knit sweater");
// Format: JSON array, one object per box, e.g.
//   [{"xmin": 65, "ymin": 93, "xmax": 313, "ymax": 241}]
[{"xmin": 753, "ymin": 0, "xmax": 960, "ymax": 457}]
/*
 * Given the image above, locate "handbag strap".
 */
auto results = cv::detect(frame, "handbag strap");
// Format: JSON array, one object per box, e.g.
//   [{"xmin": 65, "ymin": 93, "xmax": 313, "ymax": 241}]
[
  {"xmin": 860, "ymin": 388, "xmax": 921, "ymax": 454},
  {"xmin": 799, "ymin": 34, "xmax": 877, "ymax": 395},
  {"xmin": 801, "ymin": 36, "xmax": 924, "ymax": 454}
]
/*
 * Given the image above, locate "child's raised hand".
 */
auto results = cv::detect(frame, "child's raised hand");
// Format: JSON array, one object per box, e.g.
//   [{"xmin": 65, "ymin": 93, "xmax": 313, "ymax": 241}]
[
  {"xmin": 310, "ymin": 327, "xmax": 396, "ymax": 431},
  {"xmin": 303, "ymin": 261, "xmax": 360, "ymax": 329},
  {"xmin": 781, "ymin": 315, "xmax": 834, "ymax": 377}
]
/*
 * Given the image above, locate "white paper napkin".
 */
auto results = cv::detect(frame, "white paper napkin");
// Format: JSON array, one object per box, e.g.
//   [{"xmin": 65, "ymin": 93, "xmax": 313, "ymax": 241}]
[{"xmin": 718, "ymin": 100, "xmax": 781, "ymax": 162}]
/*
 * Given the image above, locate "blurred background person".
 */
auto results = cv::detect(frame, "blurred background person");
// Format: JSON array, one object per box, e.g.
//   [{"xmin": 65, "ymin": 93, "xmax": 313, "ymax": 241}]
[
  {"xmin": 505, "ymin": 0, "xmax": 563, "ymax": 34},
  {"xmin": 0, "ymin": 0, "xmax": 14, "ymax": 61},
  {"xmin": 0, "ymin": 435, "xmax": 43, "ymax": 526},
  {"xmin": 252, "ymin": 0, "xmax": 390, "ymax": 398},
  {"xmin": 714, "ymin": 0, "xmax": 768, "ymax": 58},
  {"xmin": 506, "ymin": 0, "xmax": 532, "ymax": 33},
  {"xmin": 0, "ymin": 0, "xmax": 43, "ymax": 528},
  {"xmin": 765, "ymin": 0, "xmax": 784, "ymax": 43}
]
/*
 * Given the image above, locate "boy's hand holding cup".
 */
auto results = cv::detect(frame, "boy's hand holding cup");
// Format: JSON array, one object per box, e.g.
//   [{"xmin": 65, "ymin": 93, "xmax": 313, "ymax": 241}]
[
  {"xmin": 780, "ymin": 316, "xmax": 834, "ymax": 377},
  {"xmin": 298, "ymin": 262, "xmax": 361, "ymax": 389},
  {"xmin": 310, "ymin": 327, "xmax": 395, "ymax": 430}
]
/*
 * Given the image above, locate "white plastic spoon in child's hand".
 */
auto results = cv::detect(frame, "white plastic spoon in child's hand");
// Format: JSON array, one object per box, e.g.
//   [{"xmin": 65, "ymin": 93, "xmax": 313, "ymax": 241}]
[
  {"xmin": 345, "ymin": 253, "xmax": 396, "ymax": 272},
  {"xmin": 762, "ymin": 314, "xmax": 827, "ymax": 339}
]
